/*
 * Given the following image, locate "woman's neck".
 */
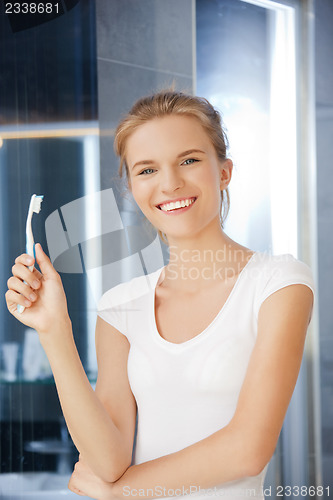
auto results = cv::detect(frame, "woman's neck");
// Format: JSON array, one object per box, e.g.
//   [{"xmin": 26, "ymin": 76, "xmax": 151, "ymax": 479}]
[{"xmin": 164, "ymin": 223, "xmax": 253, "ymax": 293}]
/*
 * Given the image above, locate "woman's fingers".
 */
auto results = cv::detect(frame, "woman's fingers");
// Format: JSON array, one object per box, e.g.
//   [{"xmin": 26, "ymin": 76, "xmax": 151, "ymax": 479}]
[
  {"xmin": 5, "ymin": 289, "xmax": 32, "ymax": 311},
  {"xmin": 68, "ymin": 469, "xmax": 88, "ymax": 496},
  {"xmin": 15, "ymin": 253, "xmax": 35, "ymax": 267},
  {"xmin": 13, "ymin": 246, "xmax": 58, "ymax": 283},
  {"xmin": 7, "ymin": 276, "xmax": 38, "ymax": 303},
  {"xmin": 12, "ymin": 262, "xmax": 41, "ymax": 289},
  {"xmin": 14, "ymin": 253, "xmax": 42, "ymax": 280},
  {"xmin": 35, "ymin": 243, "xmax": 59, "ymax": 280},
  {"xmin": 68, "ymin": 477, "xmax": 85, "ymax": 496},
  {"xmin": 6, "ymin": 248, "xmax": 70, "ymax": 333},
  {"xmin": 7, "ymin": 253, "xmax": 43, "ymax": 315},
  {"xmin": 68, "ymin": 460, "xmax": 108, "ymax": 499}
]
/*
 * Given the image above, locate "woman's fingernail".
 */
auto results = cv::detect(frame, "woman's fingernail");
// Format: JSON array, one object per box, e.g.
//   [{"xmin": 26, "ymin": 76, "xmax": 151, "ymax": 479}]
[
  {"xmin": 29, "ymin": 292, "xmax": 37, "ymax": 301},
  {"xmin": 24, "ymin": 299, "xmax": 31, "ymax": 306},
  {"xmin": 32, "ymin": 280, "xmax": 40, "ymax": 289}
]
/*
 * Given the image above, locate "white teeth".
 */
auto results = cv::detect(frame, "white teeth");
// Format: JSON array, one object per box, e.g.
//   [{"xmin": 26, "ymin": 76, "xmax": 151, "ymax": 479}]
[{"xmin": 159, "ymin": 198, "xmax": 195, "ymax": 212}]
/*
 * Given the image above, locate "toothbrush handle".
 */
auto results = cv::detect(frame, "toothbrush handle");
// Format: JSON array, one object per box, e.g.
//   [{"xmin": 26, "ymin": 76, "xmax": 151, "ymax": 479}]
[{"xmin": 17, "ymin": 303, "xmax": 26, "ymax": 314}]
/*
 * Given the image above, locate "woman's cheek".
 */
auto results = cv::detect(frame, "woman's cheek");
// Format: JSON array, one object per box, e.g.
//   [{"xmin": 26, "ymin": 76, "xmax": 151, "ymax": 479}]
[{"xmin": 131, "ymin": 181, "xmax": 155, "ymax": 213}]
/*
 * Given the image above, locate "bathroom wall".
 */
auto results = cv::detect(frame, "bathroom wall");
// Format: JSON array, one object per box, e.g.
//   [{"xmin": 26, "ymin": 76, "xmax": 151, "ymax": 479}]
[
  {"xmin": 0, "ymin": 0, "xmax": 194, "ymax": 475},
  {"xmin": 95, "ymin": 0, "xmax": 194, "ymax": 216},
  {"xmin": 315, "ymin": 0, "xmax": 333, "ymax": 488},
  {"xmin": 1, "ymin": 0, "xmax": 332, "ymax": 487},
  {"xmin": 0, "ymin": 0, "xmax": 97, "ymax": 473}
]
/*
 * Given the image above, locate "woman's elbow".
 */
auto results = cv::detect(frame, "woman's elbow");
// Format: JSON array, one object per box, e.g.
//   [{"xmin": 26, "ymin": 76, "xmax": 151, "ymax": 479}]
[
  {"xmin": 99, "ymin": 457, "xmax": 131, "ymax": 483},
  {"xmin": 246, "ymin": 458, "xmax": 269, "ymax": 477},
  {"xmin": 91, "ymin": 448, "xmax": 132, "ymax": 483},
  {"xmin": 227, "ymin": 425, "xmax": 272, "ymax": 478},
  {"xmin": 245, "ymin": 444, "xmax": 274, "ymax": 477}
]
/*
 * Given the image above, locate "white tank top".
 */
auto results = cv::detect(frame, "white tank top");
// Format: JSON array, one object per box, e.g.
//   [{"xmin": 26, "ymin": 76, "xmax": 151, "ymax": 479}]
[{"xmin": 98, "ymin": 252, "xmax": 315, "ymax": 499}]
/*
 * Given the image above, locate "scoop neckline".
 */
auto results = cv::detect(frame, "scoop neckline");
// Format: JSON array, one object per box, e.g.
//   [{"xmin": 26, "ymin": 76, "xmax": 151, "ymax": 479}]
[{"xmin": 150, "ymin": 251, "xmax": 258, "ymax": 349}]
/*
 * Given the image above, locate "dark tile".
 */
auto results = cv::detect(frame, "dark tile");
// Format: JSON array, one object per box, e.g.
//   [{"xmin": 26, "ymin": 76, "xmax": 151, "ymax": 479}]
[
  {"xmin": 316, "ymin": 115, "xmax": 333, "ymax": 340},
  {"xmin": 96, "ymin": 0, "xmax": 193, "ymax": 76},
  {"xmin": 315, "ymin": 0, "xmax": 333, "ymax": 105},
  {"xmin": 317, "ymin": 115, "xmax": 333, "ymax": 212},
  {"xmin": 97, "ymin": 59, "xmax": 193, "ymax": 129},
  {"xmin": 322, "ymin": 454, "xmax": 333, "ymax": 489},
  {"xmin": 320, "ymin": 340, "xmax": 333, "ymax": 434}
]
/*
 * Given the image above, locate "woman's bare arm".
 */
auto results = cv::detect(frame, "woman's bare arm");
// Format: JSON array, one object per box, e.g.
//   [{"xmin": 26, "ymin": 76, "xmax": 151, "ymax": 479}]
[
  {"xmin": 6, "ymin": 246, "xmax": 136, "ymax": 482},
  {"xmin": 94, "ymin": 317, "xmax": 137, "ymax": 475},
  {"xmin": 41, "ymin": 317, "xmax": 136, "ymax": 483}
]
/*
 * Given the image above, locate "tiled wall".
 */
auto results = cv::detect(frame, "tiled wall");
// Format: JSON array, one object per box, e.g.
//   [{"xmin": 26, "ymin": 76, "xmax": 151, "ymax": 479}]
[
  {"xmin": 315, "ymin": 0, "xmax": 333, "ymax": 488},
  {"xmin": 95, "ymin": 0, "xmax": 194, "ymax": 209}
]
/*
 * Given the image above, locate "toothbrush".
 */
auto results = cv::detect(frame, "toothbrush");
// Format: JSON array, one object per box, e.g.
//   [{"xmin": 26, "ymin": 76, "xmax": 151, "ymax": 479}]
[{"xmin": 17, "ymin": 194, "xmax": 44, "ymax": 314}]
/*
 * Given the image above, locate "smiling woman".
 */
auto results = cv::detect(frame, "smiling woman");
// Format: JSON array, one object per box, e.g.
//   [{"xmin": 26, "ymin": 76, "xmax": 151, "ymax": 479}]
[
  {"xmin": 125, "ymin": 114, "xmax": 232, "ymax": 244},
  {"xmin": 115, "ymin": 93, "xmax": 231, "ymax": 231},
  {"xmin": 5, "ymin": 90, "xmax": 315, "ymax": 500}
]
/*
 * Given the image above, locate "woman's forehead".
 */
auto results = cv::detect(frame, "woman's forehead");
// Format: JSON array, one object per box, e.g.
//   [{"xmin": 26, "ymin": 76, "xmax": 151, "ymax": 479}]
[{"xmin": 125, "ymin": 115, "xmax": 212, "ymax": 158}]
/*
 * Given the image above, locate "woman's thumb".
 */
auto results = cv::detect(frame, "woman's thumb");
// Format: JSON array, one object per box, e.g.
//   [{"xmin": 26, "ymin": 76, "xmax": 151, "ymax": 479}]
[{"xmin": 35, "ymin": 243, "xmax": 58, "ymax": 277}]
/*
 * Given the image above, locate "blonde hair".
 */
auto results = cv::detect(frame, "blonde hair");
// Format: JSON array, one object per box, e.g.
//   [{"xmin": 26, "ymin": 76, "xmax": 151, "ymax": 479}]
[{"xmin": 114, "ymin": 90, "xmax": 230, "ymax": 242}]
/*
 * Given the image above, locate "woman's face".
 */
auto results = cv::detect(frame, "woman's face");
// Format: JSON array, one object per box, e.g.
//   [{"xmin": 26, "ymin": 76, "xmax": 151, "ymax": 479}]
[{"xmin": 126, "ymin": 115, "xmax": 232, "ymax": 242}]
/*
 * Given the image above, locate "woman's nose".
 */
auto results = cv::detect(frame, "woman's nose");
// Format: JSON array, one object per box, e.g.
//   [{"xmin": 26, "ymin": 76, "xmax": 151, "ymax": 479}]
[{"xmin": 160, "ymin": 167, "xmax": 184, "ymax": 193}]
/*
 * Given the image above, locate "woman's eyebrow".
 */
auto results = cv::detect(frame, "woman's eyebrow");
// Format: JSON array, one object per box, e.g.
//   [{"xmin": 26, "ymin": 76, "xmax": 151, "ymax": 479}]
[
  {"xmin": 177, "ymin": 149, "xmax": 206, "ymax": 158},
  {"xmin": 131, "ymin": 159, "xmax": 154, "ymax": 171},
  {"xmin": 131, "ymin": 149, "xmax": 206, "ymax": 171}
]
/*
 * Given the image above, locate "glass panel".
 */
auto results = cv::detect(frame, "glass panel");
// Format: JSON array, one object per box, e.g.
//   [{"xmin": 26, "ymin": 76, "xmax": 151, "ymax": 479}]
[
  {"xmin": 197, "ymin": 0, "xmax": 298, "ymax": 256},
  {"xmin": 0, "ymin": 1, "xmax": 98, "ymax": 494},
  {"xmin": 0, "ymin": 1, "xmax": 194, "ymax": 497},
  {"xmin": 196, "ymin": 0, "xmax": 311, "ymax": 494}
]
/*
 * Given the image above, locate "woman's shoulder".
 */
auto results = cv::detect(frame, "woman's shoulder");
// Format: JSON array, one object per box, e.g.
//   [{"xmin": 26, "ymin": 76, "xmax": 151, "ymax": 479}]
[
  {"xmin": 97, "ymin": 267, "xmax": 164, "ymax": 333},
  {"xmin": 253, "ymin": 251, "xmax": 313, "ymax": 277},
  {"xmin": 251, "ymin": 251, "xmax": 315, "ymax": 310},
  {"xmin": 98, "ymin": 266, "xmax": 164, "ymax": 312}
]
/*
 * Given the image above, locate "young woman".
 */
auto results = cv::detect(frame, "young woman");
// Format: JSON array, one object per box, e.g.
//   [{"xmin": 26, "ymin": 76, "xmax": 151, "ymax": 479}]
[{"xmin": 6, "ymin": 91, "xmax": 314, "ymax": 499}]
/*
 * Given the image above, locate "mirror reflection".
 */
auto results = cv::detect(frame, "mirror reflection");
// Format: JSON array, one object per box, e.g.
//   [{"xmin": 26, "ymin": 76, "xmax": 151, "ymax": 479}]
[{"xmin": 1, "ymin": 0, "xmax": 331, "ymax": 498}]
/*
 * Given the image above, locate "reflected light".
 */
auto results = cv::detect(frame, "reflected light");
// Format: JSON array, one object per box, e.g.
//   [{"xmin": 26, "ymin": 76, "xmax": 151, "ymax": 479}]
[
  {"xmin": 0, "ymin": 127, "xmax": 99, "ymax": 140},
  {"xmin": 0, "ymin": 137, "xmax": 3, "ymax": 148},
  {"xmin": 268, "ymin": 5, "xmax": 297, "ymax": 256},
  {"xmin": 0, "ymin": 121, "xmax": 117, "ymax": 140}
]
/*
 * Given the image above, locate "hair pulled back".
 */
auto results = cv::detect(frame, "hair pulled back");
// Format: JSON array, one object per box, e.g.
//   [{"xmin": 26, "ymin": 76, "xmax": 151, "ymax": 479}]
[{"xmin": 114, "ymin": 90, "xmax": 230, "ymax": 238}]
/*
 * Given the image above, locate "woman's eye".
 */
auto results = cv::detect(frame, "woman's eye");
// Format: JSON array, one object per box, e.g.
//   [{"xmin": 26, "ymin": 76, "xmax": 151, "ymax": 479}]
[
  {"xmin": 139, "ymin": 168, "xmax": 155, "ymax": 175},
  {"xmin": 183, "ymin": 158, "xmax": 198, "ymax": 165}
]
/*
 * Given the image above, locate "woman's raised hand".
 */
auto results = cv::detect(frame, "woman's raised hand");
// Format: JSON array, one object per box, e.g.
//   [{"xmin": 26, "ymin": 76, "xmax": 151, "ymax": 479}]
[{"xmin": 5, "ymin": 243, "xmax": 71, "ymax": 336}]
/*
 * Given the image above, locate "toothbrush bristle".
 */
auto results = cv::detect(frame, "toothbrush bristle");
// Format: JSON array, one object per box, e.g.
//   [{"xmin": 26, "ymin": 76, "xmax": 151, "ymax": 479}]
[{"xmin": 32, "ymin": 195, "xmax": 44, "ymax": 213}]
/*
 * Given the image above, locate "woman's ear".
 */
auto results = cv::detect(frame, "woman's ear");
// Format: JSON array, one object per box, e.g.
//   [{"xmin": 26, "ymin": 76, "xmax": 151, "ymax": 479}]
[{"xmin": 220, "ymin": 159, "xmax": 233, "ymax": 189}]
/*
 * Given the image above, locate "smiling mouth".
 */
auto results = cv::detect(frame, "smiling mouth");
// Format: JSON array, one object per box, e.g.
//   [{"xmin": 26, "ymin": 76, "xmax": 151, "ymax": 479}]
[{"xmin": 157, "ymin": 197, "xmax": 197, "ymax": 212}]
